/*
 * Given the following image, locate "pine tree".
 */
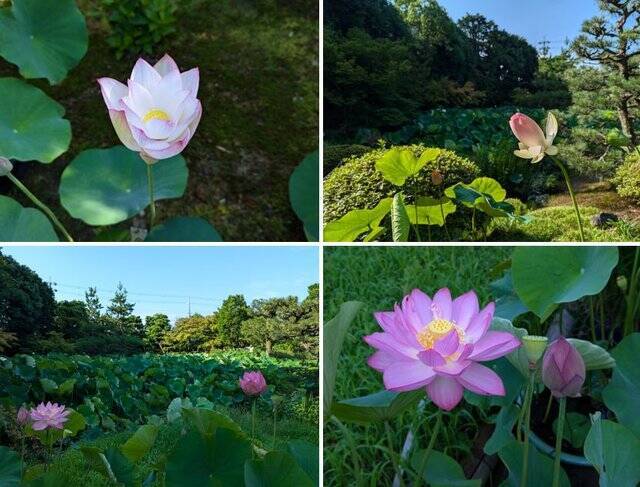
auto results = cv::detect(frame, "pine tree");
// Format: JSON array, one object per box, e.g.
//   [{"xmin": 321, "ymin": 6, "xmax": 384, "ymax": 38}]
[
  {"xmin": 107, "ymin": 282, "xmax": 135, "ymax": 334},
  {"xmin": 85, "ymin": 286, "xmax": 102, "ymax": 325}
]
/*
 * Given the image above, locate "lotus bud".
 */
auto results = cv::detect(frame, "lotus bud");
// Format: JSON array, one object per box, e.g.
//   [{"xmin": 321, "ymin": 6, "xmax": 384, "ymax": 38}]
[
  {"xmin": 617, "ymin": 275, "xmax": 628, "ymax": 292},
  {"xmin": 522, "ymin": 335, "xmax": 548, "ymax": 367},
  {"xmin": 16, "ymin": 406, "xmax": 29, "ymax": 425},
  {"xmin": 509, "ymin": 112, "xmax": 558, "ymax": 163},
  {"xmin": 542, "ymin": 337, "xmax": 585, "ymax": 398},
  {"xmin": 239, "ymin": 370, "xmax": 267, "ymax": 396},
  {"xmin": 0, "ymin": 157, "xmax": 13, "ymax": 176},
  {"xmin": 431, "ymin": 169, "xmax": 444, "ymax": 186}
]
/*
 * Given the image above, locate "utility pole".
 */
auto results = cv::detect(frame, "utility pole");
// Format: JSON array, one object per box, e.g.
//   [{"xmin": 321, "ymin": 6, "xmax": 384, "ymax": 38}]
[
  {"xmin": 188, "ymin": 296, "xmax": 191, "ymax": 317},
  {"xmin": 539, "ymin": 38, "xmax": 551, "ymax": 58}
]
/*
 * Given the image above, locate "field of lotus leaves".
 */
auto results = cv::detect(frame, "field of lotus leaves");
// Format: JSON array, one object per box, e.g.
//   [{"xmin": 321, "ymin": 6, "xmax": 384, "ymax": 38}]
[{"xmin": 0, "ymin": 350, "xmax": 319, "ymax": 485}]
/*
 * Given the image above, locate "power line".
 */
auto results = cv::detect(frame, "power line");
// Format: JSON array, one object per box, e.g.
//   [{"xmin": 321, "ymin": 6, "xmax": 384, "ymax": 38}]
[{"xmin": 52, "ymin": 282, "xmax": 220, "ymax": 304}]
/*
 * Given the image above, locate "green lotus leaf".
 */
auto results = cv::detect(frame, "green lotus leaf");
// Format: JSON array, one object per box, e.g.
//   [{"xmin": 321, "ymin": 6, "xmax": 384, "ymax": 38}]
[
  {"xmin": 0, "ymin": 0, "xmax": 88, "ymax": 84},
  {"xmin": 146, "ymin": 217, "xmax": 222, "ymax": 242},
  {"xmin": 289, "ymin": 151, "xmax": 319, "ymax": 241},
  {"xmin": 0, "ymin": 78, "xmax": 71, "ymax": 163},
  {"xmin": 60, "ymin": 146, "xmax": 188, "ymax": 226},
  {"xmin": 0, "ymin": 195, "xmax": 58, "ymax": 241}
]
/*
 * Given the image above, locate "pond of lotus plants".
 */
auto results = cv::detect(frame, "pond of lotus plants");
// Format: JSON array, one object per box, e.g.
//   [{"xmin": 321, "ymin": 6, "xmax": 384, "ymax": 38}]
[
  {"xmin": 0, "ymin": 352, "xmax": 319, "ymax": 485},
  {"xmin": 324, "ymin": 245, "xmax": 640, "ymax": 486}
]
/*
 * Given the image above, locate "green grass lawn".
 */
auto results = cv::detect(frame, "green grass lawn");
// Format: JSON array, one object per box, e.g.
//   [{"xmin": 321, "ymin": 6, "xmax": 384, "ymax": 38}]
[
  {"xmin": 323, "ymin": 246, "xmax": 513, "ymax": 486},
  {"xmin": 0, "ymin": 0, "xmax": 318, "ymax": 241},
  {"xmin": 29, "ymin": 404, "xmax": 318, "ymax": 486}
]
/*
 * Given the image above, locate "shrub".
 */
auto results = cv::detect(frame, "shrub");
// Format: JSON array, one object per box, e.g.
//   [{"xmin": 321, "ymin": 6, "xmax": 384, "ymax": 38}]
[
  {"xmin": 613, "ymin": 152, "xmax": 640, "ymax": 203},
  {"xmin": 74, "ymin": 334, "xmax": 145, "ymax": 355},
  {"xmin": 488, "ymin": 206, "xmax": 640, "ymax": 242},
  {"xmin": 323, "ymin": 144, "xmax": 481, "ymax": 222},
  {"xmin": 323, "ymin": 144, "xmax": 370, "ymax": 174},
  {"xmin": 99, "ymin": 0, "xmax": 178, "ymax": 59}
]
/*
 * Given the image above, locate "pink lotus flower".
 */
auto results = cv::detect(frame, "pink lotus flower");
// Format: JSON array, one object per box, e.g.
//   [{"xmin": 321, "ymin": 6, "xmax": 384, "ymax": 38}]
[
  {"xmin": 16, "ymin": 406, "xmax": 29, "ymax": 425},
  {"xmin": 239, "ymin": 371, "xmax": 267, "ymax": 396},
  {"xmin": 29, "ymin": 402, "xmax": 71, "ymax": 431},
  {"xmin": 542, "ymin": 337, "xmax": 585, "ymax": 398},
  {"xmin": 98, "ymin": 54, "xmax": 202, "ymax": 163},
  {"xmin": 509, "ymin": 112, "xmax": 558, "ymax": 163},
  {"xmin": 364, "ymin": 288, "xmax": 521, "ymax": 411}
]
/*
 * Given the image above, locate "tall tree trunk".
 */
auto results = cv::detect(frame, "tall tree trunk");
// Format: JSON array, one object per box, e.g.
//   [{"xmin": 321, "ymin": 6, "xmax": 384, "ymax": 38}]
[{"xmin": 265, "ymin": 339, "xmax": 272, "ymax": 356}]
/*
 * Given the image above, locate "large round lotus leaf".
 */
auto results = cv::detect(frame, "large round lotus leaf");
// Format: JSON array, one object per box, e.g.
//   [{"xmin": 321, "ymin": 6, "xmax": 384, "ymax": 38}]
[
  {"xmin": 59, "ymin": 146, "xmax": 188, "ymax": 226},
  {"xmin": 0, "ymin": 0, "xmax": 88, "ymax": 84},
  {"xmin": 0, "ymin": 195, "xmax": 58, "ymax": 241},
  {"xmin": 289, "ymin": 151, "xmax": 319, "ymax": 241},
  {"xmin": 0, "ymin": 78, "xmax": 71, "ymax": 163},
  {"xmin": 146, "ymin": 217, "xmax": 223, "ymax": 242},
  {"xmin": 512, "ymin": 246, "xmax": 619, "ymax": 319}
]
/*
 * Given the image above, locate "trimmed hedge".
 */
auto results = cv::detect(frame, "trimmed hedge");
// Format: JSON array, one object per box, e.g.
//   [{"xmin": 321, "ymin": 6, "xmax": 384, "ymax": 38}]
[
  {"xmin": 613, "ymin": 152, "xmax": 640, "ymax": 203},
  {"xmin": 324, "ymin": 144, "xmax": 371, "ymax": 174},
  {"xmin": 323, "ymin": 144, "xmax": 480, "ymax": 223}
]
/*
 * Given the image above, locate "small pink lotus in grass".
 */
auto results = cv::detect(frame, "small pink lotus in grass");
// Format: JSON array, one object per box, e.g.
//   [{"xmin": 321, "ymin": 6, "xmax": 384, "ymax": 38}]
[
  {"xmin": 16, "ymin": 406, "xmax": 29, "ymax": 425},
  {"xmin": 29, "ymin": 402, "xmax": 71, "ymax": 431},
  {"xmin": 98, "ymin": 54, "xmax": 202, "ymax": 163},
  {"xmin": 364, "ymin": 288, "xmax": 521, "ymax": 411},
  {"xmin": 239, "ymin": 371, "xmax": 267, "ymax": 396},
  {"xmin": 509, "ymin": 112, "xmax": 558, "ymax": 163},
  {"xmin": 542, "ymin": 336, "xmax": 585, "ymax": 398}
]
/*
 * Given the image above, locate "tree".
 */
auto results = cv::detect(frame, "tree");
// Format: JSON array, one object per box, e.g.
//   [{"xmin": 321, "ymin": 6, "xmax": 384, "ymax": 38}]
[
  {"xmin": 0, "ymin": 250, "xmax": 56, "ymax": 347},
  {"xmin": 85, "ymin": 287, "xmax": 102, "ymax": 325},
  {"xmin": 106, "ymin": 282, "xmax": 136, "ymax": 334},
  {"xmin": 294, "ymin": 284, "xmax": 320, "ymax": 358},
  {"xmin": 53, "ymin": 300, "xmax": 90, "ymax": 339},
  {"xmin": 145, "ymin": 313, "xmax": 171, "ymax": 352},
  {"xmin": 216, "ymin": 295, "xmax": 249, "ymax": 348},
  {"xmin": 241, "ymin": 316, "xmax": 284, "ymax": 355},
  {"xmin": 573, "ymin": 0, "xmax": 640, "ymax": 143},
  {"xmin": 163, "ymin": 314, "xmax": 218, "ymax": 352}
]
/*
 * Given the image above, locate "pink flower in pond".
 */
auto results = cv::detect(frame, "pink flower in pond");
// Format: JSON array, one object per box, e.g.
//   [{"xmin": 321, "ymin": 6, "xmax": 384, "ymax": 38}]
[
  {"xmin": 509, "ymin": 112, "xmax": 558, "ymax": 163},
  {"xmin": 16, "ymin": 406, "xmax": 29, "ymax": 425},
  {"xmin": 239, "ymin": 371, "xmax": 267, "ymax": 396},
  {"xmin": 542, "ymin": 336, "xmax": 585, "ymax": 398},
  {"xmin": 364, "ymin": 288, "xmax": 521, "ymax": 411},
  {"xmin": 97, "ymin": 54, "xmax": 202, "ymax": 163},
  {"xmin": 29, "ymin": 402, "xmax": 71, "ymax": 431}
]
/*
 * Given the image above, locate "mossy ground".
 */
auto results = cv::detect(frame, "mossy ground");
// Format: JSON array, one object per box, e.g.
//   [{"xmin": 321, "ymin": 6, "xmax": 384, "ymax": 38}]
[{"xmin": 0, "ymin": 0, "xmax": 318, "ymax": 241}]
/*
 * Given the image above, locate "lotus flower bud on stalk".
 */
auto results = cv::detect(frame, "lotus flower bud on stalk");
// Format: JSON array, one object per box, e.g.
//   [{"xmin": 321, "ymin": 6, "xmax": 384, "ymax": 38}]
[
  {"xmin": 509, "ymin": 112, "xmax": 558, "ymax": 163},
  {"xmin": 29, "ymin": 402, "xmax": 71, "ymax": 431},
  {"xmin": 522, "ymin": 335, "xmax": 548, "ymax": 368},
  {"xmin": 16, "ymin": 406, "xmax": 29, "ymax": 425},
  {"xmin": 364, "ymin": 288, "xmax": 521, "ymax": 411},
  {"xmin": 239, "ymin": 370, "xmax": 267, "ymax": 396},
  {"xmin": 431, "ymin": 169, "xmax": 444, "ymax": 186},
  {"xmin": 542, "ymin": 337, "xmax": 586, "ymax": 398},
  {"xmin": 0, "ymin": 156, "xmax": 13, "ymax": 176},
  {"xmin": 98, "ymin": 54, "xmax": 202, "ymax": 164}
]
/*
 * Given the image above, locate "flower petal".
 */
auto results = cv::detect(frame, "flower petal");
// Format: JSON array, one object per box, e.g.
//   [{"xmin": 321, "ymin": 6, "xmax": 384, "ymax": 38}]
[
  {"xmin": 97, "ymin": 78, "xmax": 127, "ymax": 110},
  {"xmin": 418, "ymin": 349, "xmax": 446, "ymax": 367},
  {"xmin": 154, "ymin": 54, "xmax": 180, "ymax": 77},
  {"xmin": 130, "ymin": 58, "xmax": 162, "ymax": 88},
  {"xmin": 434, "ymin": 330, "xmax": 459, "ymax": 356},
  {"xmin": 457, "ymin": 363, "xmax": 505, "ymax": 396},
  {"xmin": 367, "ymin": 351, "xmax": 396, "ymax": 372},
  {"xmin": 464, "ymin": 302, "xmax": 495, "ymax": 343},
  {"xmin": 383, "ymin": 360, "xmax": 436, "ymax": 392},
  {"xmin": 451, "ymin": 291, "xmax": 479, "ymax": 329},
  {"xmin": 433, "ymin": 359, "xmax": 471, "ymax": 376},
  {"xmin": 545, "ymin": 112, "xmax": 558, "ymax": 144},
  {"xmin": 468, "ymin": 331, "xmax": 521, "ymax": 361},
  {"xmin": 108, "ymin": 110, "xmax": 141, "ymax": 152},
  {"xmin": 363, "ymin": 332, "xmax": 420, "ymax": 360},
  {"xmin": 431, "ymin": 288, "xmax": 453, "ymax": 321},
  {"xmin": 426, "ymin": 376, "xmax": 464, "ymax": 411},
  {"xmin": 181, "ymin": 68, "xmax": 200, "ymax": 97},
  {"xmin": 509, "ymin": 113, "xmax": 546, "ymax": 148}
]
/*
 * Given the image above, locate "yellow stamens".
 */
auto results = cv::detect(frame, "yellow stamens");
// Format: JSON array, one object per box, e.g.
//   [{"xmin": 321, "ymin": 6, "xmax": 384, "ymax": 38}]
[
  {"xmin": 143, "ymin": 109, "xmax": 170, "ymax": 123},
  {"xmin": 416, "ymin": 319, "xmax": 455, "ymax": 349}
]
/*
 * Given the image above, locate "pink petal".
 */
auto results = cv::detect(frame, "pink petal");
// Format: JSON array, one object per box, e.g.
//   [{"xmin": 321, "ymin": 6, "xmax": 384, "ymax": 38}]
[
  {"xmin": 383, "ymin": 360, "xmax": 435, "ymax": 392},
  {"xmin": 108, "ymin": 110, "xmax": 141, "ymax": 152},
  {"xmin": 409, "ymin": 289, "xmax": 433, "ymax": 325},
  {"xmin": 32, "ymin": 421, "xmax": 48, "ymax": 431},
  {"xmin": 97, "ymin": 78, "xmax": 127, "ymax": 110},
  {"xmin": 374, "ymin": 309, "xmax": 418, "ymax": 346},
  {"xmin": 181, "ymin": 68, "xmax": 199, "ymax": 97},
  {"xmin": 426, "ymin": 376, "xmax": 464, "ymax": 411},
  {"xmin": 141, "ymin": 132, "xmax": 190, "ymax": 160},
  {"xmin": 154, "ymin": 54, "xmax": 180, "ymax": 77},
  {"xmin": 124, "ymin": 80, "xmax": 154, "ymax": 118},
  {"xmin": 431, "ymin": 288, "xmax": 453, "ymax": 320},
  {"xmin": 464, "ymin": 302, "xmax": 495, "ymax": 342},
  {"xmin": 509, "ymin": 113, "xmax": 546, "ymax": 148},
  {"xmin": 451, "ymin": 291, "xmax": 479, "ymax": 329},
  {"xmin": 363, "ymin": 332, "xmax": 420, "ymax": 360},
  {"xmin": 418, "ymin": 349, "xmax": 446, "ymax": 367},
  {"xmin": 367, "ymin": 351, "xmax": 395, "ymax": 372},
  {"xmin": 434, "ymin": 359, "xmax": 471, "ymax": 376},
  {"xmin": 187, "ymin": 99, "xmax": 202, "ymax": 135},
  {"xmin": 434, "ymin": 330, "xmax": 460, "ymax": 356},
  {"xmin": 457, "ymin": 363, "xmax": 505, "ymax": 396},
  {"xmin": 468, "ymin": 331, "xmax": 521, "ymax": 361},
  {"xmin": 130, "ymin": 58, "xmax": 162, "ymax": 88}
]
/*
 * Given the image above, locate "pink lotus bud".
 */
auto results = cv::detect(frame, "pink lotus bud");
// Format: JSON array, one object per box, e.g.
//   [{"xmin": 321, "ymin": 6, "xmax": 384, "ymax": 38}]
[
  {"xmin": 239, "ymin": 371, "xmax": 267, "ymax": 396},
  {"xmin": 16, "ymin": 406, "xmax": 29, "ymax": 425},
  {"xmin": 29, "ymin": 402, "xmax": 71, "ymax": 431},
  {"xmin": 542, "ymin": 337, "xmax": 585, "ymax": 398},
  {"xmin": 97, "ymin": 54, "xmax": 202, "ymax": 163},
  {"xmin": 509, "ymin": 112, "xmax": 558, "ymax": 163}
]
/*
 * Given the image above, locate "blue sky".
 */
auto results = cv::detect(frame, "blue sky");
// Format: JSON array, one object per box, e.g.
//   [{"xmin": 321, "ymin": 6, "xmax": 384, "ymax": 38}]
[
  {"xmin": 439, "ymin": 0, "xmax": 601, "ymax": 54},
  {"xmin": 2, "ymin": 246, "xmax": 319, "ymax": 324}
]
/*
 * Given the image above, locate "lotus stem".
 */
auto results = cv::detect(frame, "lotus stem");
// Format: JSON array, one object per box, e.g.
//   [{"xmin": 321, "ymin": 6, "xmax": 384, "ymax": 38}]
[
  {"xmin": 551, "ymin": 157, "xmax": 584, "ymax": 242},
  {"xmin": 251, "ymin": 399, "xmax": 257, "ymax": 458},
  {"xmin": 589, "ymin": 297, "xmax": 596, "ymax": 342},
  {"xmin": 542, "ymin": 393, "xmax": 553, "ymax": 424},
  {"xmin": 413, "ymin": 191, "xmax": 422, "ymax": 242},
  {"xmin": 7, "ymin": 173, "xmax": 74, "ymax": 242},
  {"xmin": 416, "ymin": 409, "xmax": 442, "ymax": 486},
  {"xmin": 146, "ymin": 163, "xmax": 156, "ymax": 228},
  {"xmin": 272, "ymin": 407, "xmax": 277, "ymax": 450},
  {"xmin": 553, "ymin": 398, "xmax": 567, "ymax": 487},
  {"xmin": 521, "ymin": 371, "xmax": 535, "ymax": 487}
]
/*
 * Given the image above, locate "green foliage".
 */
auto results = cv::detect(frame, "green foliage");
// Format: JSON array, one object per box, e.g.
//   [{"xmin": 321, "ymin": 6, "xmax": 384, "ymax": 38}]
[
  {"xmin": 323, "ymin": 144, "xmax": 480, "ymax": 223},
  {"xmin": 0, "ymin": 196, "xmax": 58, "ymax": 242},
  {"xmin": 489, "ymin": 205, "xmax": 640, "ymax": 242},
  {"xmin": 106, "ymin": 283, "xmax": 137, "ymax": 335},
  {"xmin": 216, "ymin": 295, "xmax": 250, "ymax": 348},
  {"xmin": 163, "ymin": 314, "xmax": 218, "ymax": 352},
  {"xmin": 98, "ymin": 0, "xmax": 178, "ymax": 59},
  {"xmin": 289, "ymin": 151, "xmax": 319, "ymax": 241},
  {"xmin": 613, "ymin": 151, "xmax": 640, "ymax": 203},
  {"xmin": 144, "ymin": 314, "xmax": 170, "ymax": 352},
  {"xmin": 0, "ymin": 251, "xmax": 55, "ymax": 347},
  {"xmin": 323, "ymin": 144, "xmax": 370, "ymax": 174}
]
